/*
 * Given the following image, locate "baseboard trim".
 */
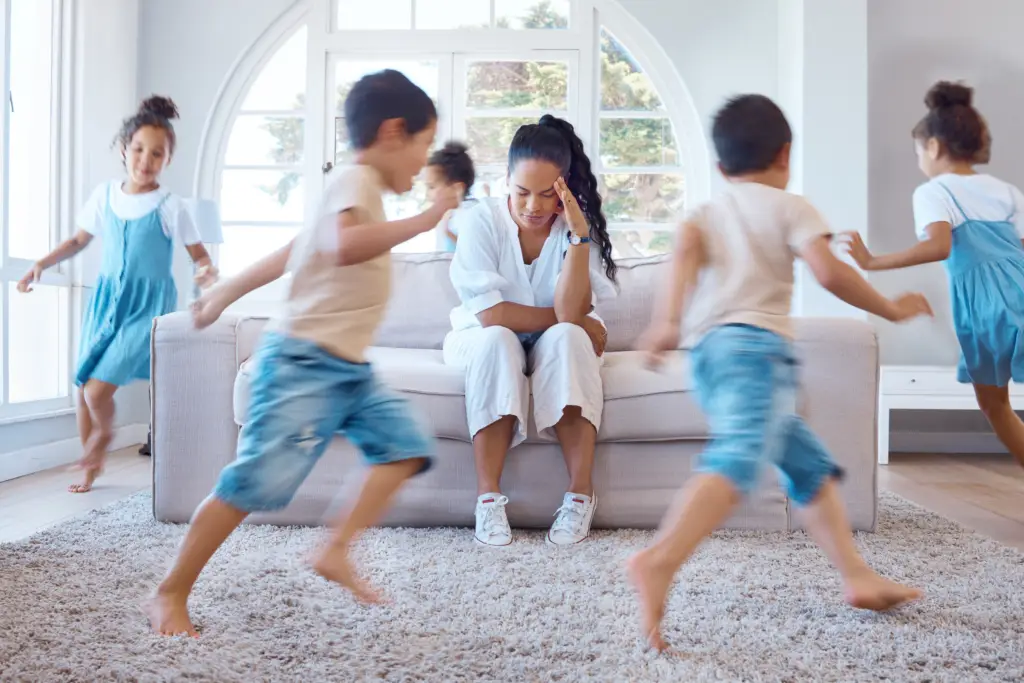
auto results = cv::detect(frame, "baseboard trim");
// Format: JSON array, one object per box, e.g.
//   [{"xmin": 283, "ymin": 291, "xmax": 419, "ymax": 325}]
[
  {"xmin": 0, "ymin": 423, "xmax": 149, "ymax": 483},
  {"xmin": 890, "ymin": 430, "xmax": 1007, "ymax": 455}
]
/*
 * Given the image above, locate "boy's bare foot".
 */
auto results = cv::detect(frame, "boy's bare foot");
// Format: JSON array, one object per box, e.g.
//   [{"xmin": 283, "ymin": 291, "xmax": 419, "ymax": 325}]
[
  {"xmin": 844, "ymin": 570, "xmax": 922, "ymax": 611},
  {"xmin": 143, "ymin": 590, "xmax": 198, "ymax": 637},
  {"xmin": 626, "ymin": 549, "xmax": 674, "ymax": 652},
  {"xmin": 68, "ymin": 466, "xmax": 102, "ymax": 494},
  {"xmin": 312, "ymin": 544, "xmax": 382, "ymax": 605}
]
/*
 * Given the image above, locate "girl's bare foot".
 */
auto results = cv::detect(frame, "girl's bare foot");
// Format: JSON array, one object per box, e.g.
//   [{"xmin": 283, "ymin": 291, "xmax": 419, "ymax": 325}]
[
  {"xmin": 68, "ymin": 466, "xmax": 102, "ymax": 494},
  {"xmin": 311, "ymin": 544, "xmax": 382, "ymax": 605},
  {"xmin": 626, "ymin": 549, "xmax": 674, "ymax": 652},
  {"xmin": 844, "ymin": 570, "xmax": 922, "ymax": 611},
  {"xmin": 143, "ymin": 590, "xmax": 198, "ymax": 637}
]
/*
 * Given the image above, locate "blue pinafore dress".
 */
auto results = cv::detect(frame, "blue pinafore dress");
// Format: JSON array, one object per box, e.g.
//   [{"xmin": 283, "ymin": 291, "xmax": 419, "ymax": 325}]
[
  {"xmin": 75, "ymin": 185, "xmax": 178, "ymax": 387},
  {"xmin": 939, "ymin": 183, "xmax": 1024, "ymax": 386}
]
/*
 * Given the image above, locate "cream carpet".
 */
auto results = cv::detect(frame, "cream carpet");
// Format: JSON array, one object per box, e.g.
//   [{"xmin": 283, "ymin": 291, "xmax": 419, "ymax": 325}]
[{"xmin": 1, "ymin": 491, "xmax": 1022, "ymax": 682}]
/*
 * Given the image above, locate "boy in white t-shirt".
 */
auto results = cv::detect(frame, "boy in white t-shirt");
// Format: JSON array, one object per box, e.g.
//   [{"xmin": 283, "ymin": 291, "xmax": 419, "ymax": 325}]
[
  {"xmin": 628, "ymin": 94, "xmax": 931, "ymax": 652},
  {"xmin": 144, "ymin": 70, "xmax": 459, "ymax": 637}
]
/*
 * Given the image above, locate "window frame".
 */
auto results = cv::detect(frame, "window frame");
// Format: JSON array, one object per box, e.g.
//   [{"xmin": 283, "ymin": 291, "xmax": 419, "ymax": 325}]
[
  {"xmin": 0, "ymin": 0, "xmax": 73, "ymax": 420},
  {"xmin": 201, "ymin": 0, "xmax": 710, "ymax": 292}
]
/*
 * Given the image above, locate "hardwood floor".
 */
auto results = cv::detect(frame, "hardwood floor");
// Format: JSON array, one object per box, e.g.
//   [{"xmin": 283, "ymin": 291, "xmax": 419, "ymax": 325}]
[
  {"xmin": 879, "ymin": 452, "xmax": 1024, "ymax": 551},
  {"xmin": 0, "ymin": 446, "xmax": 151, "ymax": 543},
  {"xmin": 1, "ymin": 447, "xmax": 1023, "ymax": 551}
]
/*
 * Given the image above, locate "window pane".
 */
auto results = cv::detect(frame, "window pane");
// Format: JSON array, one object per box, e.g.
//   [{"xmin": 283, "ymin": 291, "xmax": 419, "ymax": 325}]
[
  {"xmin": 7, "ymin": 0, "xmax": 55, "ymax": 260},
  {"xmin": 415, "ymin": 0, "xmax": 488, "ymax": 29},
  {"xmin": 600, "ymin": 28, "xmax": 663, "ymax": 112},
  {"xmin": 470, "ymin": 168, "xmax": 504, "ymax": 200},
  {"xmin": 466, "ymin": 117, "xmax": 536, "ymax": 165},
  {"xmin": 219, "ymin": 225, "xmax": 300, "ymax": 277},
  {"xmin": 225, "ymin": 115, "xmax": 305, "ymax": 166},
  {"xmin": 8, "ymin": 284, "xmax": 69, "ymax": 404},
  {"xmin": 495, "ymin": 0, "xmax": 569, "ymax": 29},
  {"xmin": 333, "ymin": 60, "xmax": 440, "ymax": 163},
  {"xmin": 220, "ymin": 170, "xmax": 305, "ymax": 223},
  {"xmin": 600, "ymin": 118, "xmax": 678, "ymax": 168},
  {"xmin": 241, "ymin": 28, "xmax": 307, "ymax": 111},
  {"xmin": 600, "ymin": 174, "xmax": 685, "ymax": 223},
  {"xmin": 609, "ymin": 229, "xmax": 675, "ymax": 259},
  {"xmin": 466, "ymin": 61, "xmax": 568, "ymax": 110},
  {"xmin": 336, "ymin": 0, "xmax": 412, "ymax": 29}
]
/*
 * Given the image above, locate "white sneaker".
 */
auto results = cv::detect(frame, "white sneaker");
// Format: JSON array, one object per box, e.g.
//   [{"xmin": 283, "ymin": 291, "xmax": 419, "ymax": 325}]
[
  {"xmin": 475, "ymin": 493, "xmax": 512, "ymax": 546},
  {"xmin": 547, "ymin": 492, "xmax": 597, "ymax": 546}
]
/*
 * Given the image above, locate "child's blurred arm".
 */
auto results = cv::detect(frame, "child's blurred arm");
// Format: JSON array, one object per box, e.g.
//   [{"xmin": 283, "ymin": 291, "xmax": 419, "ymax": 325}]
[
  {"xmin": 637, "ymin": 219, "xmax": 704, "ymax": 367},
  {"xmin": 185, "ymin": 243, "xmax": 218, "ymax": 289},
  {"xmin": 801, "ymin": 236, "xmax": 933, "ymax": 321},
  {"xmin": 192, "ymin": 241, "xmax": 293, "ymax": 329},
  {"xmin": 437, "ymin": 209, "xmax": 458, "ymax": 246},
  {"xmin": 838, "ymin": 223, "xmax": 952, "ymax": 271},
  {"xmin": 336, "ymin": 197, "xmax": 456, "ymax": 266},
  {"xmin": 16, "ymin": 229, "xmax": 93, "ymax": 292}
]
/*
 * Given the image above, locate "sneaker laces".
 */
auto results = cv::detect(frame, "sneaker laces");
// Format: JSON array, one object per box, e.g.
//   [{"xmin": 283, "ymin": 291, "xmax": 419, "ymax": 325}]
[
  {"xmin": 480, "ymin": 495, "xmax": 510, "ymax": 536},
  {"xmin": 552, "ymin": 498, "xmax": 586, "ymax": 535}
]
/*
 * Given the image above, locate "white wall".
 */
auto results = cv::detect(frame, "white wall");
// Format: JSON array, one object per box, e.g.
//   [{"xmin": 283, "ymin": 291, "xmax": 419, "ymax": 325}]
[{"xmin": 618, "ymin": 0, "xmax": 779, "ymax": 197}]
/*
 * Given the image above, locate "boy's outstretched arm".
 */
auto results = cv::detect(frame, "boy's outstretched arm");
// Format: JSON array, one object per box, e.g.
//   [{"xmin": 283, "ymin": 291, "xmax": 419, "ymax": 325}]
[
  {"xmin": 637, "ymin": 219, "xmax": 705, "ymax": 367},
  {"xmin": 192, "ymin": 240, "xmax": 294, "ymax": 329},
  {"xmin": 336, "ymin": 191, "xmax": 458, "ymax": 266},
  {"xmin": 800, "ymin": 236, "xmax": 933, "ymax": 322}
]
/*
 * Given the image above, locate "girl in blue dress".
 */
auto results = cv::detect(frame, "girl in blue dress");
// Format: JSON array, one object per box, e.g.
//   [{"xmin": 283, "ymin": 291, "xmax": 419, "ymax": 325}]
[
  {"xmin": 843, "ymin": 81, "xmax": 1024, "ymax": 469},
  {"xmin": 16, "ymin": 96, "xmax": 217, "ymax": 493}
]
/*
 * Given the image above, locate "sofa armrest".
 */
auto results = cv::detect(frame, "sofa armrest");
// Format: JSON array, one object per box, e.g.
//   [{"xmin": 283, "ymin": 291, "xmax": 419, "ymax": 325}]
[
  {"xmin": 793, "ymin": 318, "xmax": 878, "ymax": 531},
  {"xmin": 151, "ymin": 312, "xmax": 243, "ymax": 522}
]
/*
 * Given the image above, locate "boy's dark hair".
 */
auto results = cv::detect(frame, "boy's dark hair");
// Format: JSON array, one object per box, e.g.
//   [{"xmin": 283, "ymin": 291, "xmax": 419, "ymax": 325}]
[
  {"xmin": 711, "ymin": 94, "xmax": 792, "ymax": 176},
  {"xmin": 508, "ymin": 115, "xmax": 617, "ymax": 283},
  {"xmin": 912, "ymin": 81, "xmax": 987, "ymax": 163},
  {"xmin": 428, "ymin": 141, "xmax": 476, "ymax": 191},
  {"xmin": 345, "ymin": 69, "xmax": 437, "ymax": 150},
  {"xmin": 115, "ymin": 95, "xmax": 179, "ymax": 153}
]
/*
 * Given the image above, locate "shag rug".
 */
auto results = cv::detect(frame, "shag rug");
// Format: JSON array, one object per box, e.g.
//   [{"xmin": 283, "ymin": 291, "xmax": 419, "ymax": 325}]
[{"xmin": 1, "ymin": 491, "xmax": 1022, "ymax": 683}]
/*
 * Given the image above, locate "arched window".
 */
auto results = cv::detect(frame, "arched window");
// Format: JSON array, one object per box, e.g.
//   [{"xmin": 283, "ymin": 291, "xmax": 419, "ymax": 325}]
[{"xmin": 204, "ymin": 0, "xmax": 707, "ymax": 278}]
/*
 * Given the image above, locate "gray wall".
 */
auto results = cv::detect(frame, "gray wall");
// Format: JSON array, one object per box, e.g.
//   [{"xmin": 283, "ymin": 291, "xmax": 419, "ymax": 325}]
[
  {"xmin": 867, "ymin": 0, "xmax": 1024, "ymax": 436},
  {"xmin": 868, "ymin": 0, "xmax": 1024, "ymax": 366}
]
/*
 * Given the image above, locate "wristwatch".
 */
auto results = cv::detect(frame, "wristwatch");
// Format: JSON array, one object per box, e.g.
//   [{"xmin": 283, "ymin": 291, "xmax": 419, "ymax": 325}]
[{"xmin": 568, "ymin": 231, "xmax": 591, "ymax": 246}]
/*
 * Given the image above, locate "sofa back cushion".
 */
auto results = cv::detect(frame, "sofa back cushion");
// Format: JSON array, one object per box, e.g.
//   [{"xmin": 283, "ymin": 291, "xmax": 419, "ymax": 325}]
[
  {"xmin": 376, "ymin": 252, "xmax": 671, "ymax": 351},
  {"xmin": 237, "ymin": 251, "xmax": 671, "ymax": 357}
]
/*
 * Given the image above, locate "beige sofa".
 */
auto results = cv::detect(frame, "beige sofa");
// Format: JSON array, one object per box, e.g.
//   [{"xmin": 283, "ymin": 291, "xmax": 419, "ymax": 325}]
[{"xmin": 151, "ymin": 253, "xmax": 880, "ymax": 531}]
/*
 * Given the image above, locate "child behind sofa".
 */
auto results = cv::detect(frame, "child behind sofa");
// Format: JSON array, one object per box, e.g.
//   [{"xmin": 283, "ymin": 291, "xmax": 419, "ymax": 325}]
[{"xmin": 628, "ymin": 93, "xmax": 932, "ymax": 652}]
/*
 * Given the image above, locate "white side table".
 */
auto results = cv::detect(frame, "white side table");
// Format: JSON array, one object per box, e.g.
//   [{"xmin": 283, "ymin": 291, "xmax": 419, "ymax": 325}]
[{"xmin": 878, "ymin": 365, "xmax": 1024, "ymax": 464}]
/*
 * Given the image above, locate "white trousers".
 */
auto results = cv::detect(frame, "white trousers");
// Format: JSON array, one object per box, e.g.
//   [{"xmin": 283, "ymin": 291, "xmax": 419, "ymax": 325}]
[{"xmin": 443, "ymin": 323, "xmax": 604, "ymax": 448}]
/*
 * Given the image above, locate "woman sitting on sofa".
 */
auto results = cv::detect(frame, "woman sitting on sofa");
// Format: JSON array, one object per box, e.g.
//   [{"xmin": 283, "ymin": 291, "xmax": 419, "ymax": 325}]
[{"xmin": 444, "ymin": 115, "xmax": 618, "ymax": 547}]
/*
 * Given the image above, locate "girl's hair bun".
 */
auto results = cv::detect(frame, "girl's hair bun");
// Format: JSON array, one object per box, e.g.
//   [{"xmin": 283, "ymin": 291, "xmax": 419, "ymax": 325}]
[
  {"xmin": 139, "ymin": 95, "xmax": 179, "ymax": 120},
  {"xmin": 925, "ymin": 81, "xmax": 973, "ymax": 110}
]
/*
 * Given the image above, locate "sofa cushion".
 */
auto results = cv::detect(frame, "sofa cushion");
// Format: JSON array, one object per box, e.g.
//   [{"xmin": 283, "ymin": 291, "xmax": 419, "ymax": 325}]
[
  {"xmin": 594, "ymin": 255, "xmax": 670, "ymax": 352},
  {"xmin": 233, "ymin": 346, "xmax": 708, "ymax": 443}
]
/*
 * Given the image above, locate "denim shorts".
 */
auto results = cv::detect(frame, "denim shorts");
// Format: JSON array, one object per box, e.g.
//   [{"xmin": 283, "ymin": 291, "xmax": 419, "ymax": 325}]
[
  {"xmin": 215, "ymin": 333, "xmax": 434, "ymax": 513},
  {"xmin": 691, "ymin": 324, "xmax": 843, "ymax": 506}
]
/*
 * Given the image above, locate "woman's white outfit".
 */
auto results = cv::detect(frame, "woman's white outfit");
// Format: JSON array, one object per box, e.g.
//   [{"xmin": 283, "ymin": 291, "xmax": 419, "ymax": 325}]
[{"xmin": 444, "ymin": 196, "xmax": 617, "ymax": 546}]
